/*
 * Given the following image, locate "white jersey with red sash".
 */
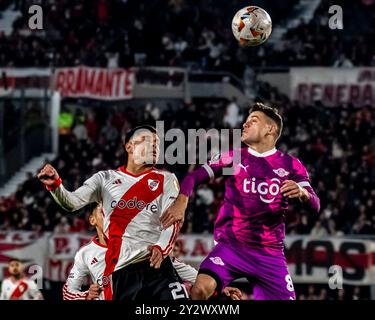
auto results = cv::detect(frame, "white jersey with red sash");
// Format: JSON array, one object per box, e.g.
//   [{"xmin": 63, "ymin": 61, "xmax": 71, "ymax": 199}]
[
  {"xmin": 63, "ymin": 237, "xmax": 199, "ymax": 300},
  {"xmin": 0, "ymin": 277, "xmax": 43, "ymax": 300},
  {"xmin": 49, "ymin": 166, "xmax": 180, "ymax": 299}
]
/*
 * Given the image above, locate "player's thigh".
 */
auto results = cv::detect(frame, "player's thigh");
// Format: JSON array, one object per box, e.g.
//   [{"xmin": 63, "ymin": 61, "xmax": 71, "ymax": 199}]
[
  {"xmin": 198, "ymin": 242, "xmax": 239, "ymax": 293},
  {"xmin": 112, "ymin": 268, "xmax": 143, "ymax": 300},
  {"xmin": 252, "ymin": 264, "xmax": 296, "ymax": 300},
  {"xmin": 143, "ymin": 258, "xmax": 189, "ymax": 301}
]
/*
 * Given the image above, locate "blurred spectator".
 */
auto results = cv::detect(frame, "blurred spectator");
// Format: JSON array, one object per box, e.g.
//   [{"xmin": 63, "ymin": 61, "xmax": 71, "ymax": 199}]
[
  {"xmin": 333, "ymin": 54, "xmax": 354, "ymax": 68},
  {"xmin": 54, "ymin": 217, "xmax": 71, "ymax": 234},
  {"xmin": 223, "ymin": 98, "xmax": 242, "ymax": 128},
  {"xmin": 310, "ymin": 221, "xmax": 328, "ymax": 237}
]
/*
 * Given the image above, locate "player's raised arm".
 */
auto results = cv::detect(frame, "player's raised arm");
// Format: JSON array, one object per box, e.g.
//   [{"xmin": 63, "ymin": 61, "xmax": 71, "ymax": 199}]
[
  {"xmin": 37, "ymin": 164, "xmax": 102, "ymax": 212},
  {"xmin": 161, "ymin": 151, "xmax": 234, "ymax": 229}
]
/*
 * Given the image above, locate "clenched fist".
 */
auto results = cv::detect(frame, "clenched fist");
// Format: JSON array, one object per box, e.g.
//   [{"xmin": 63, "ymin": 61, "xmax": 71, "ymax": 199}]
[
  {"xmin": 37, "ymin": 164, "xmax": 61, "ymax": 189},
  {"xmin": 86, "ymin": 283, "xmax": 102, "ymax": 300}
]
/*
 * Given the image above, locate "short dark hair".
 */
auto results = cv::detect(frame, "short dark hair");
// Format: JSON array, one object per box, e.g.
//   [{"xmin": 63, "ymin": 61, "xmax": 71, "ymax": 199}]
[
  {"xmin": 123, "ymin": 125, "xmax": 157, "ymax": 145},
  {"xmin": 8, "ymin": 258, "xmax": 22, "ymax": 264},
  {"xmin": 249, "ymin": 102, "xmax": 283, "ymax": 139},
  {"xmin": 87, "ymin": 202, "xmax": 99, "ymax": 215}
]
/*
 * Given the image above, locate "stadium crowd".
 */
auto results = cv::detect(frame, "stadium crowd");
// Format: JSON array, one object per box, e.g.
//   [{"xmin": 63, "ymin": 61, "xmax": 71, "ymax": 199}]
[
  {"xmin": 0, "ymin": 0, "xmax": 374, "ymax": 301},
  {"xmin": 0, "ymin": 94, "xmax": 374, "ymax": 237},
  {"xmin": 1, "ymin": 0, "xmax": 374, "ymax": 75}
]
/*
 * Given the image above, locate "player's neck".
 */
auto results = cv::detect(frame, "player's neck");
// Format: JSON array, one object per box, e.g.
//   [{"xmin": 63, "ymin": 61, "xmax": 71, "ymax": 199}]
[
  {"xmin": 248, "ymin": 142, "xmax": 276, "ymax": 154},
  {"xmin": 10, "ymin": 275, "xmax": 23, "ymax": 282},
  {"xmin": 125, "ymin": 161, "xmax": 154, "ymax": 176},
  {"xmin": 97, "ymin": 230, "xmax": 107, "ymax": 246}
]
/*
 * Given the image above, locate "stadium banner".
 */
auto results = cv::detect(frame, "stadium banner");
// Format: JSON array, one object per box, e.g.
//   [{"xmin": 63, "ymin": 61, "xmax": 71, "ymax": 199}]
[
  {"xmin": 0, "ymin": 68, "xmax": 51, "ymax": 97},
  {"xmin": 46, "ymin": 233, "xmax": 92, "ymax": 282},
  {"xmin": 0, "ymin": 233, "xmax": 375, "ymax": 284},
  {"xmin": 284, "ymin": 236, "xmax": 375, "ymax": 285},
  {"xmin": 53, "ymin": 66, "xmax": 135, "ymax": 100},
  {"xmin": 290, "ymin": 67, "xmax": 375, "ymax": 106},
  {"xmin": 0, "ymin": 231, "xmax": 49, "ymax": 280}
]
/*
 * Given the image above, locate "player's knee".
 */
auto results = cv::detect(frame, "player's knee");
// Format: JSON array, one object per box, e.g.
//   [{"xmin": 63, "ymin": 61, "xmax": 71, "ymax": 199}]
[
  {"xmin": 190, "ymin": 273, "xmax": 218, "ymax": 300},
  {"xmin": 191, "ymin": 284, "xmax": 210, "ymax": 300}
]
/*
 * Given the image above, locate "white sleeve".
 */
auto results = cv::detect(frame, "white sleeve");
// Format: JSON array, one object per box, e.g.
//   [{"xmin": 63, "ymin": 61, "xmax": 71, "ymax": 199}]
[
  {"xmin": 172, "ymin": 258, "xmax": 198, "ymax": 284},
  {"xmin": 160, "ymin": 173, "xmax": 179, "ymax": 216},
  {"xmin": 0, "ymin": 281, "xmax": 6, "ymax": 300},
  {"xmin": 27, "ymin": 280, "xmax": 44, "ymax": 300},
  {"xmin": 63, "ymin": 252, "xmax": 90, "ymax": 300},
  {"xmin": 50, "ymin": 171, "xmax": 104, "ymax": 212},
  {"xmin": 153, "ymin": 174, "xmax": 180, "ymax": 256}
]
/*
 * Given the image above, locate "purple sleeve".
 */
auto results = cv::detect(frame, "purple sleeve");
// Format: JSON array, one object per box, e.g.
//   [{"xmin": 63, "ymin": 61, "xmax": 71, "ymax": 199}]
[
  {"xmin": 180, "ymin": 151, "xmax": 234, "ymax": 197},
  {"xmin": 303, "ymin": 186, "xmax": 320, "ymax": 213},
  {"xmin": 291, "ymin": 157, "xmax": 320, "ymax": 213},
  {"xmin": 180, "ymin": 166, "xmax": 211, "ymax": 197}
]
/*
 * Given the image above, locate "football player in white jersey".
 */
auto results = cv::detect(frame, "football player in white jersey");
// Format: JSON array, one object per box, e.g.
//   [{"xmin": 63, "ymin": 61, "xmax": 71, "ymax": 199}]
[
  {"xmin": 64, "ymin": 203, "xmax": 242, "ymax": 300},
  {"xmin": 0, "ymin": 259, "xmax": 43, "ymax": 300},
  {"xmin": 38, "ymin": 125, "xmax": 188, "ymax": 300}
]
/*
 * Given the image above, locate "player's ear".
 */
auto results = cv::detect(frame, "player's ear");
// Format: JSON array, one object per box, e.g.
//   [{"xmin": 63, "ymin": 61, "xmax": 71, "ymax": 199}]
[
  {"xmin": 267, "ymin": 122, "xmax": 277, "ymax": 136},
  {"xmin": 89, "ymin": 214, "xmax": 96, "ymax": 227},
  {"xmin": 124, "ymin": 141, "xmax": 133, "ymax": 154}
]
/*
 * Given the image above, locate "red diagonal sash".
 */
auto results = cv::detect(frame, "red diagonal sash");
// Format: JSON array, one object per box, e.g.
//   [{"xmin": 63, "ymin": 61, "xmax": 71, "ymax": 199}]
[
  {"xmin": 103, "ymin": 171, "xmax": 164, "ymax": 300},
  {"xmin": 10, "ymin": 280, "xmax": 29, "ymax": 300}
]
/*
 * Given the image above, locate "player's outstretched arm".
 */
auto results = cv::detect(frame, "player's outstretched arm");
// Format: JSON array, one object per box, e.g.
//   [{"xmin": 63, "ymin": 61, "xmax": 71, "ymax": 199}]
[
  {"xmin": 38, "ymin": 164, "xmax": 101, "ymax": 212},
  {"xmin": 161, "ymin": 151, "xmax": 234, "ymax": 229},
  {"xmin": 161, "ymin": 166, "xmax": 213, "ymax": 229}
]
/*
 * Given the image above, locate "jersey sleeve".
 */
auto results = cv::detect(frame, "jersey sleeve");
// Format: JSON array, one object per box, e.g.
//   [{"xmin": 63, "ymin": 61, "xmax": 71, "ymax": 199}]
[
  {"xmin": 180, "ymin": 150, "xmax": 236, "ymax": 197},
  {"xmin": 290, "ymin": 157, "xmax": 320, "ymax": 213},
  {"xmin": 290, "ymin": 157, "xmax": 311, "ymax": 187},
  {"xmin": 27, "ymin": 280, "xmax": 43, "ymax": 300},
  {"xmin": 63, "ymin": 251, "xmax": 90, "ymax": 300},
  {"xmin": 0, "ymin": 281, "xmax": 5, "ymax": 300},
  {"xmin": 50, "ymin": 171, "xmax": 104, "ymax": 212},
  {"xmin": 160, "ymin": 173, "xmax": 180, "ymax": 214},
  {"xmin": 153, "ymin": 173, "xmax": 180, "ymax": 256},
  {"xmin": 172, "ymin": 258, "xmax": 198, "ymax": 284},
  {"xmin": 202, "ymin": 150, "xmax": 235, "ymax": 179}
]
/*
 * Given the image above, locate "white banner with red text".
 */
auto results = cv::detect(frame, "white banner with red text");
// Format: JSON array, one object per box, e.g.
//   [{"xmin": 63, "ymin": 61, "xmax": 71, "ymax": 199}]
[
  {"xmin": 290, "ymin": 67, "xmax": 375, "ymax": 106},
  {"xmin": 0, "ymin": 232, "xmax": 374, "ymax": 285},
  {"xmin": 52, "ymin": 67, "xmax": 135, "ymax": 100}
]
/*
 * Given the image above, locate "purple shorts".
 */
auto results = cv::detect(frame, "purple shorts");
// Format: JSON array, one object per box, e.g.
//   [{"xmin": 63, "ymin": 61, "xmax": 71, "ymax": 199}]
[{"xmin": 199, "ymin": 241, "xmax": 296, "ymax": 300}]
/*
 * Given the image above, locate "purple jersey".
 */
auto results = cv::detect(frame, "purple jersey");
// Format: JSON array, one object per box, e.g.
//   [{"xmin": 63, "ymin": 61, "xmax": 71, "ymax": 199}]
[{"xmin": 201, "ymin": 147, "xmax": 316, "ymax": 254}]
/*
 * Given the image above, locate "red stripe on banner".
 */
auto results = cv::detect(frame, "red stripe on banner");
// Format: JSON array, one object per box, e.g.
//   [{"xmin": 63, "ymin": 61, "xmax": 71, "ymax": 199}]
[
  {"xmin": 103, "ymin": 171, "xmax": 164, "ymax": 300},
  {"xmin": 286, "ymin": 249, "xmax": 372, "ymax": 268}
]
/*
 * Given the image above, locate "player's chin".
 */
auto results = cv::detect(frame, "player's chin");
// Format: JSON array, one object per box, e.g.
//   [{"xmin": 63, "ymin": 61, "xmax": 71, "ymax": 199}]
[{"xmin": 241, "ymin": 134, "xmax": 251, "ymax": 144}]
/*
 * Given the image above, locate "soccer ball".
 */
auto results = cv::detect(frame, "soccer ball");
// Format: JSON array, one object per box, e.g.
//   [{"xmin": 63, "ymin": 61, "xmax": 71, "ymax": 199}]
[{"xmin": 231, "ymin": 6, "xmax": 272, "ymax": 46}]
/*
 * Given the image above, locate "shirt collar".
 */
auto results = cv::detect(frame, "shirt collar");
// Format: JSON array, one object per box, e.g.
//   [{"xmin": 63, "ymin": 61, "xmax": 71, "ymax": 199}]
[{"xmin": 247, "ymin": 147, "xmax": 277, "ymax": 157}]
